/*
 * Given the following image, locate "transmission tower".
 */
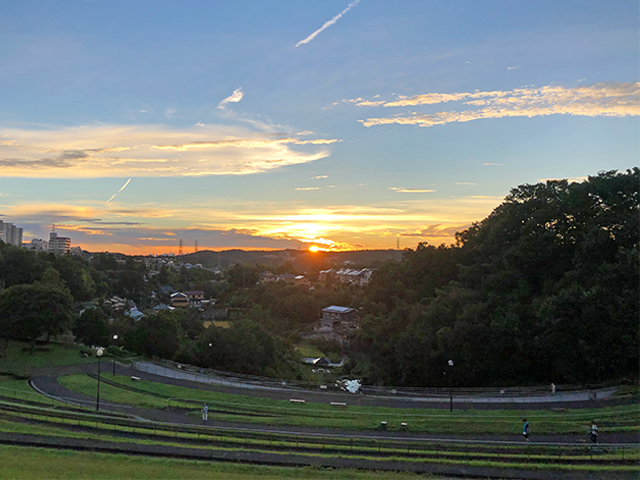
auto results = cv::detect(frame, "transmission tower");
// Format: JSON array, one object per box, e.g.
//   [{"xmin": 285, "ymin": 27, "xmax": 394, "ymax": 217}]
[
  {"xmin": 178, "ymin": 238, "xmax": 183, "ymax": 256},
  {"xmin": 194, "ymin": 240, "xmax": 198, "ymax": 252},
  {"xmin": 397, "ymin": 235, "xmax": 400, "ymax": 250}
]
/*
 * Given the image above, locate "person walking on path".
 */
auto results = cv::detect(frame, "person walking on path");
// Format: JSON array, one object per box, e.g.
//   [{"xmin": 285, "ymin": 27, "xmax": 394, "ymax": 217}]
[
  {"xmin": 522, "ymin": 418, "xmax": 530, "ymax": 441},
  {"xmin": 589, "ymin": 420, "xmax": 598, "ymax": 444},
  {"xmin": 202, "ymin": 404, "xmax": 208, "ymax": 421}
]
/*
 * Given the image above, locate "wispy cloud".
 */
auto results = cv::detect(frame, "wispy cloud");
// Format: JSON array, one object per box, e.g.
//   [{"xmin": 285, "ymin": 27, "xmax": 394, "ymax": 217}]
[
  {"xmin": 295, "ymin": 187, "xmax": 320, "ymax": 191},
  {"xmin": 312, "ymin": 175, "xmax": 328, "ymax": 179},
  {"xmin": 217, "ymin": 88, "xmax": 244, "ymax": 109},
  {"xmin": 350, "ymin": 82, "xmax": 639, "ymax": 127},
  {"xmin": 455, "ymin": 182, "xmax": 476, "ymax": 185},
  {"xmin": 390, "ymin": 187, "xmax": 436, "ymax": 193},
  {"xmin": 295, "ymin": 0, "xmax": 361, "ymax": 47},
  {"xmin": 483, "ymin": 163, "xmax": 503, "ymax": 166},
  {"xmin": 106, "ymin": 178, "xmax": 131, "ymax": 204},
  {"xmin": 0, "ymin": 125, "xmax": 337, "ymax": 178}
]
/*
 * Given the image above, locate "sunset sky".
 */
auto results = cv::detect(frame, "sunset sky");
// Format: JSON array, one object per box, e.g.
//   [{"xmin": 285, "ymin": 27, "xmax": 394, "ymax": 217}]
[{"xmin": 0, "ymin": 1, "xmax": 638, "ymax": 255}]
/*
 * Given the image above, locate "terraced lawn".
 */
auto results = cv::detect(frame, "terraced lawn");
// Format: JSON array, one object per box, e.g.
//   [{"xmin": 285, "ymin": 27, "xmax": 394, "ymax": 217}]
[
  {"xmin": 58, "ymin": 373, "xmax": 640, "ymax": 435},
  {"xmin": 0, "ymin": 445, "xmax": 433, "ymax": 480}
]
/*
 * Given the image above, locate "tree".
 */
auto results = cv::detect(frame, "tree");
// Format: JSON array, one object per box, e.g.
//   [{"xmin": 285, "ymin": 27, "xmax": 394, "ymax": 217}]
[
  {"xmin": 0, "ymin": 246, "xmax": 46, "ymax": 288},
  {"xmin": 125, "ymin": 310, "xmax": 181, "ymax": 360},
  {"xmin": 0, "ymin": 284, "xmax": 74, "ymax": 351},
  {"xmin": 74, "ymin": 307, "xmax": 110, "ymax": 347}
]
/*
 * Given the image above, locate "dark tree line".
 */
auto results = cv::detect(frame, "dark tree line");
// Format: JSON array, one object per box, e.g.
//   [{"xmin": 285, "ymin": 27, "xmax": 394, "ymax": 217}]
[{"xmin": 351, "ymin": 169, "xmax": 639, "ymax": 387}]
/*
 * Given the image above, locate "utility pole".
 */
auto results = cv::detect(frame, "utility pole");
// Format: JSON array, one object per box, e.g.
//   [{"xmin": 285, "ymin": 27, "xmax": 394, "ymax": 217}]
[
  {"xmin": 178, "ymin": 238, "xmax": 183, "ymax": 256},
  {"xmin": 194, "ymin": 240, "xmax": 198, "ymax": 252}
]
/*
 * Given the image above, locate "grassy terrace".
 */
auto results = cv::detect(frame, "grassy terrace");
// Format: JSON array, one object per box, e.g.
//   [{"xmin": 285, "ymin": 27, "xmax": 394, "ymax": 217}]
[
  {"xmin": 0, "ymin": 342, "xmax": 98, "ymax": 378},
  {"xmin": 57, "ymin": 373, "xmax": 640, "ymax": 435},
  {"xmin": 0, "ymin": 402, "xmax": 638, "ymax": 470},
  {"xmin": 0, "ymin": 343, "xmax": 637, "ymax": 476},
  {"xmin": 0, "ymin": 445, "xmax": 432, "ymax": 480}
]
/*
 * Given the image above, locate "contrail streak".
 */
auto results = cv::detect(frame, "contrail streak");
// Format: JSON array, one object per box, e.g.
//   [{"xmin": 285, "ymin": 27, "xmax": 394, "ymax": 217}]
[
  {"xmin": 295, "ymin": 0, "xmax": 361, "ymax": 47},
  {"xmin": 106, "ymin": 178, "xmax": 131, "ymax": 203}
]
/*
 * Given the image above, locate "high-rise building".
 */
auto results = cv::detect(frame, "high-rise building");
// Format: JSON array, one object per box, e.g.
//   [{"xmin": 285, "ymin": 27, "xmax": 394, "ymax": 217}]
[
  {"xmin": 0, "ymin": 220, "xmax": 23, "ymax": 247},
  {"xmin": 48, "ymin": 231, "xmax": 71, "ymax": 255}
]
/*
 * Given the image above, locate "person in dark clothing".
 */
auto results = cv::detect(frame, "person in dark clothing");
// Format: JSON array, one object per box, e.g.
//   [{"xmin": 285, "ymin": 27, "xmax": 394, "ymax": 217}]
[
  {"xmin": 522, "ymin": 418, "xmax": 530, "ymax": 441},
  {"xmin": 589, "ymin": 421, "xmax": 598, "ymax": 444}
]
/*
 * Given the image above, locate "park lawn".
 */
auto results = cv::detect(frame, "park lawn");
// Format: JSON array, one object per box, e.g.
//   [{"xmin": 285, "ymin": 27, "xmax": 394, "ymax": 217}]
[
  {"xmin": 0, "ymin": 342, "xmax": 97, "ymax": 377},
  {"xmin": 58, "ymin": 375, "xmax": 171, "ymax": 410},
  {"xmin": 0, "ymin": 442, "xmax": 637, "ymax": 478},
  {"xmin": 295, "ymin": 344, "xmax": 326, "ymax": 358},
  {"xmin": 60, "ymin": 374, "xmax": 639, "ymax": 435},
  {"xmin": 0, "ymin": 445, "xmax": 436, "ymax": 480},
  {"xmin": 0, "ymin": 377, "xmax": 31, "ymax": 390}
]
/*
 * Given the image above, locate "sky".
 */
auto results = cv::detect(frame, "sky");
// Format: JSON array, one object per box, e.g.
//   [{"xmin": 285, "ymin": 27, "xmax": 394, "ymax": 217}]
[{"xmin": 0, "ymin": 0, "xmax": 638, "ymax": 255}]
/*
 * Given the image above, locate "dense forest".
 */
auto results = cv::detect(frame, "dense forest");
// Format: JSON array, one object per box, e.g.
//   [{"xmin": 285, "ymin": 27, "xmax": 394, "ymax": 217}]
[
  {"xmin": 0, "ymin": 169, "xmax": 637, "ymax": 387},
  {"xmin": 352, "ymin": 169, "xmax": 639, "ymax": 386}
]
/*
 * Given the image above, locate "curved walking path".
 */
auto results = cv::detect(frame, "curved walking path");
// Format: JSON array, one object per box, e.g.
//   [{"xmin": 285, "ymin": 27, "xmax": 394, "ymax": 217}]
[
  {"xmin": 133, "ymin": 360, "xmax": 621, "ymax": 405},
  {"xmin": 28, "ymin": 362, "xmax": 640, "ymax": 445}
]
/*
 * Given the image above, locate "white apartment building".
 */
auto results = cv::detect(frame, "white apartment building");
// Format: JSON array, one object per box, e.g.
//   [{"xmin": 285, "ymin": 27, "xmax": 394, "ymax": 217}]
[
  {"xmin": 0, "ymin": 220, "xmax": 23, "ymax": 247},
  {"xmin": 24, "ymin": 238, "xmax": 49, "ymax": 252},
  {"xmin": 48, "ymin": 232, "xmax": 71, "ymax": 255}
]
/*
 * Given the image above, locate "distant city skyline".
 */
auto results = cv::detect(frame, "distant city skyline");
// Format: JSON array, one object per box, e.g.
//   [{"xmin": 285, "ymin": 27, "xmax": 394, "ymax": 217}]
[{"xmin": 0, "ymin": 1, "xmax": 638, "ymax": 255}]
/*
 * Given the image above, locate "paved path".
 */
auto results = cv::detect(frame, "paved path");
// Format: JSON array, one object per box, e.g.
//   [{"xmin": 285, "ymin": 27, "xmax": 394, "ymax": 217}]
[
  {"xmin": 27, "ymin": 362, "xmax": 640, "ymax": 445},
  {"xmin": 133, "ymin": 360, "xmax": 620, "ymax": 405}
]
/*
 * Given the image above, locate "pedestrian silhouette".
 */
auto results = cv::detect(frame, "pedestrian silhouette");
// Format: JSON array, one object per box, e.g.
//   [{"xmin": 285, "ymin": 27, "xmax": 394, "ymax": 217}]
[
  {"xmin": 589, "ymin": 420, "xmax": 598, "ymax": 444},
  {"xmin": 522, "ymin": 418, "xmax": 530, "ymax": 441}
]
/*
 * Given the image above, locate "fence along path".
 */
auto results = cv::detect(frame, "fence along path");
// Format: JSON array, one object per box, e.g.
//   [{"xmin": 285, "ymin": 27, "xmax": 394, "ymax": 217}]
[{"xmin": 132, "ymin": 360, "xmax": 621, "ymax": 404}]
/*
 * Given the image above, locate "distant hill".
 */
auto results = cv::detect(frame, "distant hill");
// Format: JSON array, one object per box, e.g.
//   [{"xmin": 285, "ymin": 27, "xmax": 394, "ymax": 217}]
[{"xmin": 178, "ymin": 249, "xmax": 403, "ymax": 272}]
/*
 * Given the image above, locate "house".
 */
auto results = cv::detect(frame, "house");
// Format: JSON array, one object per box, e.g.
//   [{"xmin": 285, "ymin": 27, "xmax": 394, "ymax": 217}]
[
  {"xmin": 152, "ymin": 304, "xmax": 175, "ymax": 312},
  {"xmin": 318, "ymin": 269, "xmax": 336, "ymax": 282},
  {"xmin": 320, "ymin": 305, "xmax": 357, "ymax": 331},
  {"xmin": 105, "ymin": 296, "xmax": 127, "ymax": 311},
  {"xmin": 184, "ymin": 290, "xmax": 205, "ymax": 306},
  {"xmin": 276, "ymin": 273, "xmax": 298, "ymax": 283},
  {"xmin": 158, "ymin": 286, "xmax": 177, "ymax": 296},
  {"xmin": 170, "ymin": 292, "xmax": 190, "ymax": 308},
  {"xmin": 260, "ymin": 271, "xmax": 276, "ymax": 282},
  {"xmin": 301, "ymin": 357, "xmax": 331, "ymax": 366},
  {"xmin": 318, "ymin": 268, "xmax": 374, "ymax": 287},
  {"xmin": 294, "ymin": 275, "xmax": 311, "ymax": 288},
  {"xmin": 126, "ymin": 307, "xmax": 144, "ymax": 321}
]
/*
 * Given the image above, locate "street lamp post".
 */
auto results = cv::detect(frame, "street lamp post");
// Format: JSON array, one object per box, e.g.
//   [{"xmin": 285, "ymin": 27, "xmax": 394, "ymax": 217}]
[
  {"xmin": 447, "ymin": 359, "xmax": 454, "ymax": 412},
  {"xmin": 96, "ymin": 348, "xmax": 104, "ymax": 411},
  {"xmin": 112, "ymin": 335, "xmax": 118, "ymax": 376}
]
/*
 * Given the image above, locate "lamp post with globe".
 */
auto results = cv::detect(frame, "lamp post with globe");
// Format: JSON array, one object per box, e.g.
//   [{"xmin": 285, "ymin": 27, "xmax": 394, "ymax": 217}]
[
  {"xmin": 447, "ymin": 359, "xmax": 454, "ymax": 412},
  {"xmin": 112, "ymin": 335, "xmax": 118, "ymax": 376},
  {"xmin": 96, "ymin": 348, "xmax": 104, "ymax": 411}
]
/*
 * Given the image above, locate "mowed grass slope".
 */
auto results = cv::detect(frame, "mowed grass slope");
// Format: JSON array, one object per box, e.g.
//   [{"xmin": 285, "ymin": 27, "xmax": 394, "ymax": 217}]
[
  {"xmin": 0, "ymin": 445, "xmax": 430, "ymax": 480},
  {"xmin": 0, "ymin": 342, "xmax": 98, "ymax": 378},
  {"xmin": 57, "ymin": 374, "xmax": 640, "ymax": 435}
]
